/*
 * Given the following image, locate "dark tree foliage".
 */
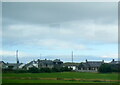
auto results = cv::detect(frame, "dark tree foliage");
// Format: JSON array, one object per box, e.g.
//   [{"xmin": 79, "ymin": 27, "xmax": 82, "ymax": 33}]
[
  {"xmin": 52, "ymin": 67, "xmax": 60, "ymax": 72},
  {"xmin": 60, "ymin": 67, "xmax": 72, "ymax": 72},
  {"xmin": 2, "ymin": 66, "xmax": 73, "ymax": 73},
  {"xmin": 111, "ymin": 64, "xmax": 120, "ymax": 72},
  {"xmin": 98, "ymin": 63, "xmax": 112, "ymax": 73},
  {"xmin": 39, "ymin": 68, "xmax": 52, "ymax": 73},
  {"xmin": 98, "ymin": 63, "xmax": 120, "ymax": 73},
  {"xmin": 15, "ymin": 69, "xmax": 28, "ymax": 73},
  {"xmin": 28, "ymin": 67, "xmax": 39, "ymax": 73}
]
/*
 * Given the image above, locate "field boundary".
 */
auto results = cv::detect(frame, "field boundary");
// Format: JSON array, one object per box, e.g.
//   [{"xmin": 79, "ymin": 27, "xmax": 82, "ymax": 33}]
[{"xmin": 2, "ymin": 77, "xmax": 120, "ymax": 82}]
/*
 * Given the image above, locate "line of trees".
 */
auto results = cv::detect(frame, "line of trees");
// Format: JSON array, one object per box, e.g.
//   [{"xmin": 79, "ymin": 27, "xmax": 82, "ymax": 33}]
[
  {"xmin": 98, "ymin": 63, "xmax": 120, "ymax": 73},
  {"xmin": 3, "ymin": 66, "xmax": 73, "ymax": 73}
]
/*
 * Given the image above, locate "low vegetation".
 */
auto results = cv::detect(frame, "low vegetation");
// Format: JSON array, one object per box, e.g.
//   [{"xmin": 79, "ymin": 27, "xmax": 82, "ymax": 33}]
[
  {"xmin": 2, "ymin": 66, "xmax": 72, "ymax": 73},
  {"xmin": 2, "ymin": 72, "xmax": 119, "ymax": 83},
  {"xmin": 98, "ymin": 63, "xmax": 120, "ymax": 73}
]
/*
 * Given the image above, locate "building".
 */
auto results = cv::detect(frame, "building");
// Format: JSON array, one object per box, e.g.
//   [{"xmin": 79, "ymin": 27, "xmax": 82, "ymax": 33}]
[
  {"xmin": 53, "ymin": 59, "xmax": 63, "ymax": 68},
  {"xmin": 0, "ymin": 61, "xmax": 25, "ymax": 70},
  {"xmin": 109, "ymin": 59, "xmax": 120, "ymax": 71},
  {"xmin": 1, "ymin": 50, "xmax": 25, "ymax": 70},
  {"xmin": 78, "ymin": 59, "xmax": 104, "ymax": 72},
  {"xmin": 23, "ymin": 59, "xmax": 63, "ymax": 70},
  {"xmin": 110, "ymin": 59, "xmax": 120, "ymax": 64},
  {"xmin": 5, "ymin": 63, "xmax": 24, "ymax": 70},
  {"xmin": 63, "ymin": 62, "xmax": 79, "ymax": 70},
  {"xmin": 23, "ymin": 60, "xmax": 38, "ymax": 70},
  {"xmin": 38, "ymin": 59, "xmax": 54, "ymax": 69},
  {"xmin": 0, "ymin": 61, "xmax": 6, "ymax": 70}
]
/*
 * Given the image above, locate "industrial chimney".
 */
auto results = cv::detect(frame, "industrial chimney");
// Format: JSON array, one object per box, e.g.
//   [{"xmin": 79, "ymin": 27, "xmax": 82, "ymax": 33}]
[{"xmin": 16, "ymin": 50, "xmax": 19, "ymax": 64}]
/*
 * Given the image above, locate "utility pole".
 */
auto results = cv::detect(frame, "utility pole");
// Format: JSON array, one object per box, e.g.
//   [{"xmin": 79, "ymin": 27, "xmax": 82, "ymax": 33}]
[
  {"xmin": 72, "ymin": 51, "xmax": 73, "ymax": 63},
  {"xmin": 40, "ymin": 54, "xmax": 41, "ymax": 60}
]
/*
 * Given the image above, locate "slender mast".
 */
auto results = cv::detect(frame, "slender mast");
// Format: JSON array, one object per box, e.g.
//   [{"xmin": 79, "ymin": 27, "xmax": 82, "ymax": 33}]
[
  {"xmin": 40, "ymin": 54, "xmax": 41, "ymax": 60},
  {"xmin": 16, "ymin": 50, "xmax": 19, "ymax": 64},
  {"xmin": 72, "ymin": 51, "xmax": 73, "ymax": 63}
]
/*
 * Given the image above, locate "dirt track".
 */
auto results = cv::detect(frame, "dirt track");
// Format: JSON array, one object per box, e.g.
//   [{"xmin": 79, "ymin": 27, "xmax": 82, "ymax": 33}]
[{"xmin": 2, "ymin": 77, "xmax": 120, "ymax": 82}]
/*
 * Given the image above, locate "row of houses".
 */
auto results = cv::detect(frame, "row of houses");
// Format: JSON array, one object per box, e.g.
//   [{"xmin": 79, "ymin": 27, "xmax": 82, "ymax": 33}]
[
  {"xmin": 0, "ymin": 59, "xmax": 63, "ymax": 70},
  {"xmin": 0, "ymin": 59, "xmax": 119, "ymax": 72}
]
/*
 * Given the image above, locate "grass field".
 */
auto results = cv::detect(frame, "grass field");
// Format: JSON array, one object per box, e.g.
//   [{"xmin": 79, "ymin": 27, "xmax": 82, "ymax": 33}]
[{"xmin": 2, "ymin": 72, "xmax": 120, "ymax": 83}]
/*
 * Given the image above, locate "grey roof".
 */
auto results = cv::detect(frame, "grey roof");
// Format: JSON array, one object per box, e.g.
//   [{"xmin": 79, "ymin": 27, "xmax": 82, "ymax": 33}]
[
  {"xmin": 53, "ymin": 59, "xmax": 63, "ymax": 63},
  {"xmin": 39, "ymin": 60, "xmax": 53, "ymax": 65},
  {"xmin": 110, "ymin": 61, "xmax": 120, "ymax": 64},
  {"xmin": 24, "ymin": 61, "xmax": 38, "ymax": 68},
  {"xmin": 87, "ymin": 61, "xmax": 103, "ymax": 67},
  {"xmin": 6, "ymin": 63, "xmax": 23, "ymax": 67},
  {"xmin": 79, "ymin": 63, "xmax": 90, "ymax": 68},
  {"xmin": 0, "ymin": 61, "xmax": 6, "ymax": 65},
  {"xmin": 79, "ymin": 61, "xmax": 103, "ymax": 68},
  {"xmin": 5, "ymin": 63, "xmax": 23, "ymax": 69}
]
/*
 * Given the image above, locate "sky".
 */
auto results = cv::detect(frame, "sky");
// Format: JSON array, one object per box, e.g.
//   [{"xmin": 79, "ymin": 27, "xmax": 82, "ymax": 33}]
[{"xmin": 1, "ymin": 2, "xmax": 118, "ymax": 63}]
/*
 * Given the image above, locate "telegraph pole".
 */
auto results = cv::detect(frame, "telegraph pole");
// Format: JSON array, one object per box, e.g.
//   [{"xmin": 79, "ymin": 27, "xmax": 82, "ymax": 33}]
[
  {"xmin": 72, "ymin": 51, "xmax": 73, "ymax": 63},
  {"xmin": 40, "ymin": 54, "xmax": 41, "ymax": 60}
]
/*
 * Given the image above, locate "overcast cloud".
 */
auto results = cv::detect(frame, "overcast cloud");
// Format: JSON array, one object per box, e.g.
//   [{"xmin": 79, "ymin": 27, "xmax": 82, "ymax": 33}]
[{"xmin": 2, "ymin": 2, "xmax": 118, "ymax": 63}]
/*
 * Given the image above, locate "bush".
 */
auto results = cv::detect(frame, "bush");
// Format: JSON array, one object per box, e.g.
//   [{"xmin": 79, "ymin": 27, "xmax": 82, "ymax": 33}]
[
  {"xmin": 111, "ymin": 64, "xmax": 120, "ymax": 72},
  {"xmin": 60, "ymin": 67, "xmax": 72, "ymax": 72},
  {"xmin": 39, "ymin": 68, "xmax": 52, "ymax": 73},
  {"xmin": 15, "ymin": 69, "xmax": 28, "ymax": 73},
  {"xmin": 28, "ymin": 67, "xmax": 39, "ymax": 73},
  {"xmin": 98, "ymin": 63, "xmax": 112, "ymax": 73},
  {"xmin": 52, "ymin": 67, "xmax": 60, "ymax": 72}
]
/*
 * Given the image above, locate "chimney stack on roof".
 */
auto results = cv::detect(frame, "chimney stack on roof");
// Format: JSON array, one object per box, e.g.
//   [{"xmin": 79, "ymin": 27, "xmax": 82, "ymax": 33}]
[{"xmin": 112, "ymin": 59, "xmax": 115, "ymax": 62}]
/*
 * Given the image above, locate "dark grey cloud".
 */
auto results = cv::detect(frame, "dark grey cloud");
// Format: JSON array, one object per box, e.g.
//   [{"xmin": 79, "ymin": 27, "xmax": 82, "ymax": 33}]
[
  {"xmin": 2, "ymin": 2, "xmax": 118, "ymax": 61},
  {"xmin": 2, "ymin": 2, "xmax": 117, "ymax": 25}
]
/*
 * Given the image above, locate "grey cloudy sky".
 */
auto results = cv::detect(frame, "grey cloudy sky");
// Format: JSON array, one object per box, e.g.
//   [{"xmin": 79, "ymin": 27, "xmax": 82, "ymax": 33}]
[{"xmin": 2, "ymin": 2, "xmax": 118, "ymax": 63}]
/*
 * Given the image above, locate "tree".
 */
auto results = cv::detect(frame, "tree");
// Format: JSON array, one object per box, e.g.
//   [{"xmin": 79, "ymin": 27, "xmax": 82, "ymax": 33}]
[
  {"xmin": 39, "ymin": 68, "xmax": 52, "ymax": 73},
  {"xmin": 28, "ymin": 67, "xmax": 39, "ymax": 73},
  {"xmin": 98, "ymin": 63, "xmax": 112, "ymax": 73},
  {"xmin": 60, "ymin": 67, "xmax": 72, "ymax": 72}
]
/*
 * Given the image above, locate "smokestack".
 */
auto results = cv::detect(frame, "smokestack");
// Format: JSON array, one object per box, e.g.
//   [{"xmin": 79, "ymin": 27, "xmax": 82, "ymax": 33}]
[{"xmin": 16, "ymin": 50, "xmax": 19, "ymax": 64}]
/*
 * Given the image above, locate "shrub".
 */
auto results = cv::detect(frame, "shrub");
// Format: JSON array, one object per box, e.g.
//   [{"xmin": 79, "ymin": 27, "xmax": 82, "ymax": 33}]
[
  {"xmin": 60, "ymin": 67, "xmax": 72, "ymax": 72},
  {"xmin": 98, "ymin": 63, "xmax": 112, "ymax": 73},
  {"xmin": 28, "ymin": 67, "xmax": 39, "ymax": 73},
  {"xmin": 52, "ymin": 67, "xmax": 60, "ymax": 72},
  {"xmin": 39, "ymin": 68, "xmax": 52, "ymax": 73}
]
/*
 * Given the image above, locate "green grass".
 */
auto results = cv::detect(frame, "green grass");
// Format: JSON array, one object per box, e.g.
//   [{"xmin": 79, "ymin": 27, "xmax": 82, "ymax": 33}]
[
  {"xmin": 2, "ymin": 72, "xmax": 119, "ymax": 83},
  {"xmin": 3, "ymin": 79, "xmax": 115, "ymax": 83}
]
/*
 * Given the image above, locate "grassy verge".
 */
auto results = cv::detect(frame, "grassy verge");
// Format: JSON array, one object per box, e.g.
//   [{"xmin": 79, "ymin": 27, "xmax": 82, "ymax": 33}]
[{"xmin": 2, "ymin": 72, "xmax": 119, "ymax": 83}]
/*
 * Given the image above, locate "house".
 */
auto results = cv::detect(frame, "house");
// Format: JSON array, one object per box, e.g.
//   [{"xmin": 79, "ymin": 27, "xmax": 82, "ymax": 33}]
[
  {"xmin": 23, "ymin": 60, "xmax": 38, "ymax": 70},
  {"xmin": 110, "ymin": 59, "xmax": 120, "ymax": 64},
  {"xmin": 78, "ymin": 59, "xmax": 104, "ymax": 72},
  {"xmin": 24, "ymin": 59, "xmax": 63, "ymax": 70},
  {"xmin": 63, "ymin": 62, "xmax": 79, "ymax": 70},
  {"xmin": 0, "ymin": 61, "xmax": 6, "ymax": 70},
  {"xmin": 0, "ymin": 62, "xmax": 24, "ymax": 70},
  {"xmin": 109, "ymin": 59, "xmax": 120, "ymax": 71},
  {"xmin": 0, "ymin": 61, "xmax": 25, "ymax": 70},
  {"xmin": 38, "ymin": 59, "xmax": 54, "ymax": 69},
  {"xmin": 38, "ymin": 59, "xmax": 63, "ymax": 69},
  {"xmin": 5, "ymin": 63, "xmax": 24, "ymax": 70},
  {"xmin": 53, "ymin": 59, "xmax": 63, "ymax": 68}
]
